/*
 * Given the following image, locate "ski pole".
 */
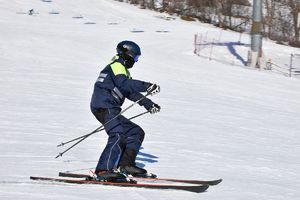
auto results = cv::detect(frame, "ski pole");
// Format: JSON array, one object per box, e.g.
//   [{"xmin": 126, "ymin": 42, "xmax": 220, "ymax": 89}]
[
  {"xmin": 55, "ymin": 135, "xmax": 88, "ymax": 159},
  {"xmin": 55, "ymin": 93, "xmax": 150, "ymax": 158},
  {"xmin": 55, "ymin": 110, "xmax": 150, "ymax": 159},
  {"xmin": 57, "ymin": 93, "xmax": 150, "ymax": 148},
  {"xmin": 57, "ymin": 127, "xmax": 103, "ymax": 147},
  {"xmin": 57, "ymin": 110, "xmax": 150, "ymax": 147}
]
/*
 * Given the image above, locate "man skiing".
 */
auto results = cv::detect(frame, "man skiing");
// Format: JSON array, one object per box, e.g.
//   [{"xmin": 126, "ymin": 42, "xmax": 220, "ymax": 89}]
[{"xmin": 90, "ymin": 41, "xmax": 160, "ymax": 182}]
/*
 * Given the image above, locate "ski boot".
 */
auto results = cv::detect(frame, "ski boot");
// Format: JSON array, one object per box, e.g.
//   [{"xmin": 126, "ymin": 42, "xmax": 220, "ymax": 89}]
[
  {"xmin": 119, "ymin": 166, "xmax": 157, "ymax": 178},
  {"xmin": 94, "ymin": 170, "xmax": 135, "ymax": 183}
]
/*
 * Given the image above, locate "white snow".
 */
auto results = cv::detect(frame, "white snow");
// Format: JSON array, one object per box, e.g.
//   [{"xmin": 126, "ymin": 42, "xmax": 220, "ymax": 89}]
[{"xmin": 0, "ymin": 0, "xmax": 300, "ymax": 199}]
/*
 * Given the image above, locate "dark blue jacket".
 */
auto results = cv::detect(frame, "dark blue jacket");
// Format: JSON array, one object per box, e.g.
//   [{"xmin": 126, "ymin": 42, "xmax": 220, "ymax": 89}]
[{"xmin": 90, "ymin": 56, "xmax": 153, "ymax": 112}]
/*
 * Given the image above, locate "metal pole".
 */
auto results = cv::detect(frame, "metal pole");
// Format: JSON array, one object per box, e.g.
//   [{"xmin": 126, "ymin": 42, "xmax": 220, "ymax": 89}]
[{"xmin": 249, "ymin": 0, "xmax": 263, "ymax": 68}]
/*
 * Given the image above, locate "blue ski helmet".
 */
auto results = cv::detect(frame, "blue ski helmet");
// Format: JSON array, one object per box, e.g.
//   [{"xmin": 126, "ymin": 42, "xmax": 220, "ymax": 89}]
[{"xmin": 117, "ymin": 41, "xmax": 141, "ymax": 63}]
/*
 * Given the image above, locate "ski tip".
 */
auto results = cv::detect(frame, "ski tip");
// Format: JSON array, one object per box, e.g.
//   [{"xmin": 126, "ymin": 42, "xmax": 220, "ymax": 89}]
[
  {"xmin": 211, "ymin": 179, "xmax": 223, "ymax": 185},
  {"xmin": 203, "ymin": 184, "xmax": 210, "ymax": 191},
  {"xmin": 193, "ymin": 184, "xmax": 209, "ymax": 193},
  {"xmin": 202, "ymin": 178, "xmax": 223, "ymax": 186}
]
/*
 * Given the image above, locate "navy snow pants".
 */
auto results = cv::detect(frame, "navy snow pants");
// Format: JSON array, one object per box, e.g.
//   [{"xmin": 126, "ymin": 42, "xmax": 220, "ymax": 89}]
[{"xmin": 93, "ymin": 108, "xmax": 145, "ymax": 173}]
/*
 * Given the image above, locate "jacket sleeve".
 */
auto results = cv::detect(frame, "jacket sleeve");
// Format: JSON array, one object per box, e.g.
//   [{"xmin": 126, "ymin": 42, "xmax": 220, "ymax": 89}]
[
  {"xmin": 126, "ymin": 92, "xmax": 154, "ymax": 110},
  {"xmin": 114, "ymin": 74, "xmax": 150, "ymax": 94},
  {"xmin": 113, "ymin": 74, "xmax": 153, "ymax": 108}
]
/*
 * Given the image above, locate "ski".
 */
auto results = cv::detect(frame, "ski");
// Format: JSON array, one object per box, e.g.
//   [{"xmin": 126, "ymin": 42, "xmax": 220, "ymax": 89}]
[
  {"xmin": 58, "ymin": 172, "xmax": 222, "ymax": 186},
  {"xmin": 30, "ymin": 176, "xmax": 209, "ymax": 193}
]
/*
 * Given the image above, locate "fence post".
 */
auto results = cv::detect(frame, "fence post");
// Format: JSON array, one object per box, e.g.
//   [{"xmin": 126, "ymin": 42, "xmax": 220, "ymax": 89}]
[
  {"xmin": 238, "ymin": 32, "xmax": 242, "ymax": 44},
  {"xmin": 209, "ymin": 39, "xmax": 215, "ymax": 61},
  {"xmin": 289, "ymin": 54, "xmax": 293, "ymax": 77},
  {"xmin": 194, "ymin": 34, "xmax": 197, "ymax": 54}
]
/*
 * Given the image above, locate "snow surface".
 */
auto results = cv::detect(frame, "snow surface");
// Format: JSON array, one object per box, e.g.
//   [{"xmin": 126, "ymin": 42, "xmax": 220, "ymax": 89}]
[{"xmin": 1, "ymin": 0, "xmax": 300, "ymax": 199}]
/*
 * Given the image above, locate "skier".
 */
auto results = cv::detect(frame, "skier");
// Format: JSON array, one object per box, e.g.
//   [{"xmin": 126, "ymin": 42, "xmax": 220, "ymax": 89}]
[
  {"xmin": 28, "ymin": 9, "xmax": 34, "ymax": 15},
  {"xmin": 90, "ymin": 41, "xmax": 160, "ymax": 182}
]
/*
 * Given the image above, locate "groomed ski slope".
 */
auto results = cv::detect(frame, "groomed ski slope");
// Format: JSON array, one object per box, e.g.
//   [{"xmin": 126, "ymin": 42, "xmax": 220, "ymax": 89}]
[{"xmin": 0, "ymin": 0, "xmax": 300, "ymax": 199}]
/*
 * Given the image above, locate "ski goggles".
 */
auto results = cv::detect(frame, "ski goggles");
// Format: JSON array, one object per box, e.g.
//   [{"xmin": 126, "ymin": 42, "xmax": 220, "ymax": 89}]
[{"xmin": 134, "ymin": 55, "xmax": 140, "ymax": 62}]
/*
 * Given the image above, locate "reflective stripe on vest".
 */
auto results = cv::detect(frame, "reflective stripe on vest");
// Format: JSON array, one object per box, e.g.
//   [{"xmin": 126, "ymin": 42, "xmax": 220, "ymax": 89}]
[
  {"xmin": 96, "ymin": 73, "xmax": 107, "ymax": 83},
  {"xmin": 111, "ymin": 87, "xmax": 123, "ymax": 103}
]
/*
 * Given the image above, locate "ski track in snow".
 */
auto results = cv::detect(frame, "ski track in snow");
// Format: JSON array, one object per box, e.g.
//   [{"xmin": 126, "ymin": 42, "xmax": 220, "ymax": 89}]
[{"xmin": 0, "ymin": 0, "xmax": 300, "ymax": 199}]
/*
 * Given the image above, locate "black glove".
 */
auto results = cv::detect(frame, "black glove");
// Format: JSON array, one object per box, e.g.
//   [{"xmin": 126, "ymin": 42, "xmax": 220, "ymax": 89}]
[
  {"xmin": 149, "ymin": 103, "xmax": 161, "ymax": 114},
  {"xmin": 147, "ymin": 83, "xmax": 160, "ymax": 96}
]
